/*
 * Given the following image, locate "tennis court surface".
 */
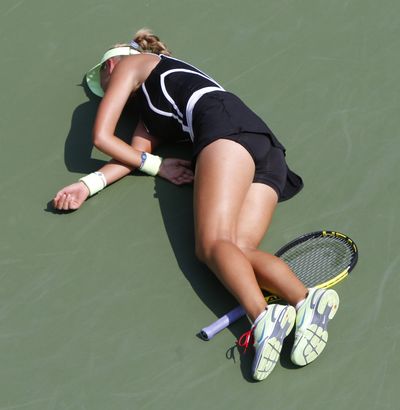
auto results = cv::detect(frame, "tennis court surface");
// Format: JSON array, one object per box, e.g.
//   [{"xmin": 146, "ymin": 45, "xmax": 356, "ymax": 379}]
[{"xmin": 1, "ymin": 0, "xmax": 399, "ymax": 408}]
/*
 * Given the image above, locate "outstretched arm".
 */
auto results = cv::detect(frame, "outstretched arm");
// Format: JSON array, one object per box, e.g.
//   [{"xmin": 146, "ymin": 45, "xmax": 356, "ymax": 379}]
[
  {"xmin": 53, "ymin": 120, "xmax": 193, "ymax": 211},
  {"xmin": 53, "ymin": 121, "xmax": 159, "ymax": 211}
]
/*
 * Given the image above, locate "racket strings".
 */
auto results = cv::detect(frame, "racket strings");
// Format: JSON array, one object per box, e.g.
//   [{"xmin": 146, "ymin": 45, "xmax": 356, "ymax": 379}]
[{"xmin": 280, "ymin": 236, "xmax": 354, "ymax": 288}]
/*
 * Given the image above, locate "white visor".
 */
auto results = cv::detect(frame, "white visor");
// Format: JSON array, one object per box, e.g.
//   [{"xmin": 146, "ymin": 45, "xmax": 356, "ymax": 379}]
[{"xmin": 85, "ymin": 47, "xmax": 141, "ymax": 97}]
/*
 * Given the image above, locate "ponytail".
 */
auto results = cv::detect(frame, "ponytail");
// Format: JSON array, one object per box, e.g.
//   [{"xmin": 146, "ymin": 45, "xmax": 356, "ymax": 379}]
[{"xmin": 133, "ymin": 28, "xmax": 171, "ymax": 56}]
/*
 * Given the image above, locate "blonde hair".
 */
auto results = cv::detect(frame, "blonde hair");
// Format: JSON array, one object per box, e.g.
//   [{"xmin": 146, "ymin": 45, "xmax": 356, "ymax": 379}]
[
  {"xmin": 110, "ymin": 28, "xmax": 171, "ymax": 56},
  {"xmin": 133, "ymin": 28, "xmax": 171, "ymax": 56}
]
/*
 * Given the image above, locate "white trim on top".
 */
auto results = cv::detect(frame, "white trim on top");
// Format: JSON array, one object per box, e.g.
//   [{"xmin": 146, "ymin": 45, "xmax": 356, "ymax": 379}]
[{"xmin": 141, "ymin": 67, "xmax": 225, "ymax": 139}]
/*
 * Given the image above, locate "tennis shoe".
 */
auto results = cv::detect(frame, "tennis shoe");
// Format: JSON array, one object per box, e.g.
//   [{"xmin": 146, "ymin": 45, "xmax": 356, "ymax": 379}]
[
  {"xmin": 291, "ymin": 288, "xmax": 339, "ymax": 366},
  {"xmin": 238, "ymin": 304, "xmax": 296, "ymax": 381}
]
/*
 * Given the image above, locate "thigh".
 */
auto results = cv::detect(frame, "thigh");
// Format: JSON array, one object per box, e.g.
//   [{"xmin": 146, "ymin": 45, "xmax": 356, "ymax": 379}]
[
  {"xmin": 236, "ymin": 182, "xmax": 279, "ymax": 250},
  {"xmin": 193, "ymin": 139, "xmax": 255, "ymax": 243}
]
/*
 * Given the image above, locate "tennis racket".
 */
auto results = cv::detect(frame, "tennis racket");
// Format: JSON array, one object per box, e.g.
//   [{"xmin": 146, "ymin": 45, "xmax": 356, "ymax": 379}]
[{"xmin": 199, "ymin": 230, "xmax": 358, "ymax": 340}]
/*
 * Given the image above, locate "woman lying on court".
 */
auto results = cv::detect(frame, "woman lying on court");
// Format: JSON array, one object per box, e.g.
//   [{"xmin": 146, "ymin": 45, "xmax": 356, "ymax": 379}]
[{"xmin": 53, "ymin": 29, "xmax": 339, "ymax": 381}]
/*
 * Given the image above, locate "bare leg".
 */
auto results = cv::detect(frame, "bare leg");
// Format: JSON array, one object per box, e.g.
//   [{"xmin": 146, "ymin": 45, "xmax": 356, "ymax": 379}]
[
  {"xmin": 236, "ymin": 182, "xmax": 307, "ymax": 305},
  {"xmin": 194, "ymin": 139, "xmax": 308, "ymax": 324},
  {"xmin": 194, "ymin": 140, "xmax": 270, "ymax": 321}
]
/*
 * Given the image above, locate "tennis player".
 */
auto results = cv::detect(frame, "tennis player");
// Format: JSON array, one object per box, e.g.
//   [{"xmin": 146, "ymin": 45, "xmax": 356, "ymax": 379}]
[{"xmin": 53, "ymin": 29, "xmax": 339, "ymax": 380}]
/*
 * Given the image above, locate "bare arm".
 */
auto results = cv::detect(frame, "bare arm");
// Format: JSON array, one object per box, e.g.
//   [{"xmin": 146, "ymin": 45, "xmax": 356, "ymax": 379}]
[
  {"xmin": 92, "ymin": 57, "xmax": 193, "ymax": 179},
  {"xmin": 53, "ymin": 117, "xmax": 193, "ymax": 211},
  {"xmin": 96, "ymin": 121, "xmax": 160, "ymax": 185},
  {"xmin": 92, "ymin": 56, "xmax": 149, "ymax": 168},
  {"xmin": 53, "ymin": 120, "xmax": 160, "ymax": 211},
  {"xmin": 53, "ymin": 56, "xmax": 193, "ymax": 211}
]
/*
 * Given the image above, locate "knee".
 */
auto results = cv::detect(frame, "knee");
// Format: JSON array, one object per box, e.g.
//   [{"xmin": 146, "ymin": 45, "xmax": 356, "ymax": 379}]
[
  {"xmin": 236, "ymin": 239, "xmax": 258, "ymax": 256},
  {"xmin": 195, "ymin": 237, "xmax": 214, "ymax": 264},
  {"xmin": 195, "ymin": 235, "xmax": 233, "ymax": 264},
  {"xmin": 235, "ymin": 230, "xmax": 261, "ymax": 255}
]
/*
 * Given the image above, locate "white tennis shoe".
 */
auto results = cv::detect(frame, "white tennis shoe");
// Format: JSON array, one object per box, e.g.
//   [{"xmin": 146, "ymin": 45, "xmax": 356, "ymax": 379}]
[
  {"xmin": 291, "ymin": 288, "xmax": 340, "ymax": 366},
  {"xmin": 238, "ymin": 304, "xmax": 296, "ymax": 381}
]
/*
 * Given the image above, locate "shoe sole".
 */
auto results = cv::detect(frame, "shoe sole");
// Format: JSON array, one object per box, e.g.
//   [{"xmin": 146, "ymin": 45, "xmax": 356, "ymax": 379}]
[
  {"xmin": 252, "ymin": 305, "xmax": 296, "ymax": 381},
  {"xmin": 291, "ymin": 289, "xmax": 339, "ymax": 366}
]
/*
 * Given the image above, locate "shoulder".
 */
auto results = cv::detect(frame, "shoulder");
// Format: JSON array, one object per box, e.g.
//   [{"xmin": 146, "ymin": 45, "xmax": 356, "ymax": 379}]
[{"xmin": 113, "ymin": 54, "xmax": 162, "ymax": 84}]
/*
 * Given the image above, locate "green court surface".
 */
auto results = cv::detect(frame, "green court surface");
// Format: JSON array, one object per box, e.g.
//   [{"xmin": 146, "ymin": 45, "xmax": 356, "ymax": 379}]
[{"xmin": 1, "ymin": 0, "xmax": 399, "ymax": 409}]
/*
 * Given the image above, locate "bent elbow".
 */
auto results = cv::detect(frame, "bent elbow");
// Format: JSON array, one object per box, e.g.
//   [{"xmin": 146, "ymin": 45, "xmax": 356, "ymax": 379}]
[{"xmin": 92, "ymin": 132, "xmax": 105, "ymax": 150}]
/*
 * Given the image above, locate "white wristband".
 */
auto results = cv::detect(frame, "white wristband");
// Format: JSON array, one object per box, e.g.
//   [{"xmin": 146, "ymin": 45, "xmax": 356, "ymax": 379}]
[
  {"xmin": 79, "ymin": 172, "xmax": 107, "ymax": 196},
  {"xmin": 139, "ymin": 152, "xmax": 163, "ymax": 176}
]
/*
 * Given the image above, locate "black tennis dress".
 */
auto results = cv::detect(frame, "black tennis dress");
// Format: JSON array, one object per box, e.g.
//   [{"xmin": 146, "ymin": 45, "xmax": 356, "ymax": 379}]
[{"xmin": 136, "ymin": 54, "xmax": 303, "ymax": 201}]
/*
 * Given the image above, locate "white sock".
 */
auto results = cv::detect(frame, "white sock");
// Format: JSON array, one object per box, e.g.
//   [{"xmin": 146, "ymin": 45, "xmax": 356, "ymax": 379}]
[
  {"xmin": 295, "ymin": 288, "xmax": 312, "ymax": 311},
  {"xmin": 295, "ymin": 299, "xmax": 306, "ymax": 311},
  {"xmin": 253, "ymin": 308, "xmax": 268, "ymax": 327}
]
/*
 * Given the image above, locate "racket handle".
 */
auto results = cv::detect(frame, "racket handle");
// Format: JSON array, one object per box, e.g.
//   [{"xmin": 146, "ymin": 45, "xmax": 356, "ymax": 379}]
[
  {"xmin": 199, "ymin": 295, "xmax": 280, "ymax": 340},
  {"xmin": 199, "ymin": 305, "xmax": 246, "ymax": 340}
]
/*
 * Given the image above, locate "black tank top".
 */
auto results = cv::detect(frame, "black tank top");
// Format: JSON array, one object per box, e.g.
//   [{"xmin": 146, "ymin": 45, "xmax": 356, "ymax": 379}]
[
  {"xmin": 137, "ymin": 55, "xmax": 285, "ymax": 152},
  {"xmin": 137, "ymin": 55, "xmax": 224, "ymax": 142}
]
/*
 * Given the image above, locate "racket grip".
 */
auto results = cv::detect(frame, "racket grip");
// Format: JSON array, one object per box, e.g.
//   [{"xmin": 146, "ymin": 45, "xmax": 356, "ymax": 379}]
[{"xmin": 199, "ymin": 305, "xmax": 246, "ymax": 340}]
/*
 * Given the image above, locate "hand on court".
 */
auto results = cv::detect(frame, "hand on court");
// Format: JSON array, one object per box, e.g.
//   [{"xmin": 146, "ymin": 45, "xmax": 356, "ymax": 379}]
[
  {"xmin": 158, "ymin": 158, "xmax": 194, "ymax": 185},
  {"xmin": 53, "ymin": 182, "xmax": 90, "ymax": 211}
]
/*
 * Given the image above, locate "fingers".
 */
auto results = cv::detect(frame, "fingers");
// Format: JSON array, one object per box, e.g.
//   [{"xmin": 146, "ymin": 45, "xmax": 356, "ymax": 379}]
[
  {"xmin": 170, "ymin": 168, "xmax": 194, "ymax": 185},
  {"xmin": 53, "ymin": 191, "xmax": 77, "ymax": 211},
  {"xmin": 52, "ymin": 182, "xmax": 89, "ymax": 211},
  {"xmin": 62, "ymin": 194, "xmax": 71, "ymax": 211},
  {"xmin": 171, "ymin": 177, "xmax": 193, "ymax": 185},
  {"xmin": 52, "ymin": 190, "xmax": 64, "ymax": 209},
  {"xmin": 176, "ymin": 159, "xmax": 192, "ymax": 168},
  {"xmin": 53, "ymin": 192, "xmax": 69, "ymax": 210}
]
